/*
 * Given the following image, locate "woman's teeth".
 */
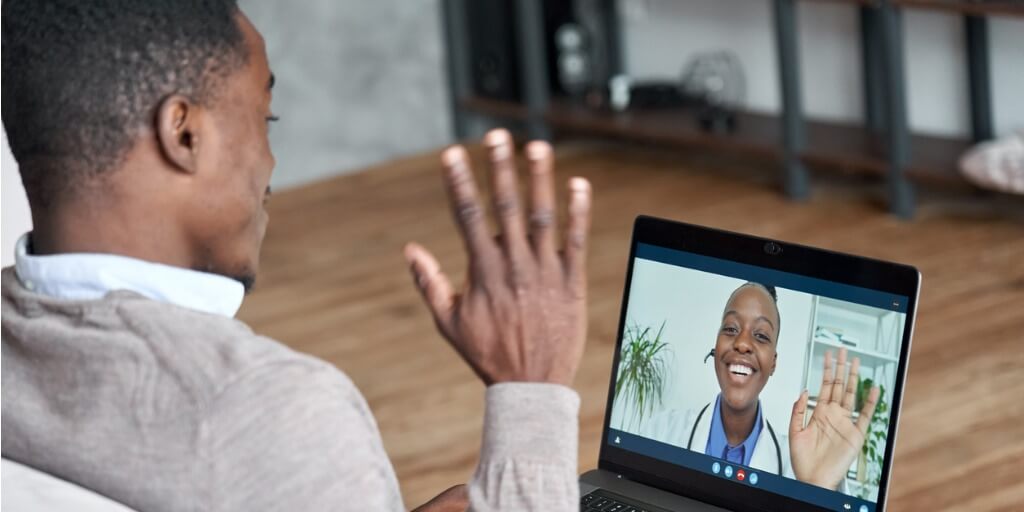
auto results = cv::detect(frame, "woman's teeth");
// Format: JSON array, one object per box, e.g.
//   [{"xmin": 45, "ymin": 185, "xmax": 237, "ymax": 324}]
[{"xmin": 729, "ymin": 364, "xmax": 753, "ymax": 376}]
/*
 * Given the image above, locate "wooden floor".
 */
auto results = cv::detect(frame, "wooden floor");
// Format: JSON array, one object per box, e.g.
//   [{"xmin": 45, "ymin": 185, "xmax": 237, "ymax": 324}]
[{"xmin": 238, "ymin": 141, "xmax": 1024, "ymax": 511}]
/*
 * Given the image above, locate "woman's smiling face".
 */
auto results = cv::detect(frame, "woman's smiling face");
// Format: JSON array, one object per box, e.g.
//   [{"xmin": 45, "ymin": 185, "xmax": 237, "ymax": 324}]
[{"xmin": 714, "ymin": 284, "xmax": 780, "ymax": 414}]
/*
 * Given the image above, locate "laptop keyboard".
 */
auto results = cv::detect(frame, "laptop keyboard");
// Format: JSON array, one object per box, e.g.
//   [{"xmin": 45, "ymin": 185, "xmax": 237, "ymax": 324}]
[{"xmin": 580, "ymin": 489, "xmax": 663, "ymax": 512}]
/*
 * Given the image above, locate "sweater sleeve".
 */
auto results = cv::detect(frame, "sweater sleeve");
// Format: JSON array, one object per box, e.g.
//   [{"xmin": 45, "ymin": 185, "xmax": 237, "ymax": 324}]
[
  {"xmin": 202, "ymin": 359, "xmax": 405, "ymax": 511},
  {"xmin": 469, "ymin": 383, "xmax": 581, "ymax": 512},
  {"xmin": 202, "ymin": 360, "xmax": 580, "ymax": 511}
]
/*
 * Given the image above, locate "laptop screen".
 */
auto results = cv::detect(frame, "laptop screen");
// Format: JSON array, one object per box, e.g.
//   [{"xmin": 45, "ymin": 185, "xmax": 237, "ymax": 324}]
[{"xmin": 607, "ymin": 243, "xmax": 910, "ymax": 512}]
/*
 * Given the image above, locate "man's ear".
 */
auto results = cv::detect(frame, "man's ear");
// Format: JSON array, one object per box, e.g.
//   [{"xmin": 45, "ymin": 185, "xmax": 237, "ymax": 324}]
[{"xmin": 156, "ymin": 94, "xmax": 202, "ymax": 174}]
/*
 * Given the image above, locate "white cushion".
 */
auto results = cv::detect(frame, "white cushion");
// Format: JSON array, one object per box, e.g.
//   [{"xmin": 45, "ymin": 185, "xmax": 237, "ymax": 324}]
[
  {"xmin": 1, "ymin": 458, "xmax": 135, "ymax": 511},
  {"xmin": 960, "ymin": 130, "xmax": 1024, "ymax": 195}
]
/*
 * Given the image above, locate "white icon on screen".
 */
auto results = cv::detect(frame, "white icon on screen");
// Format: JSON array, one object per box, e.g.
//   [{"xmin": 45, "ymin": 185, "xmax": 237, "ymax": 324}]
[{"xmin": 614, "ymin": 436, "xmax": 621, "ymax": 444}]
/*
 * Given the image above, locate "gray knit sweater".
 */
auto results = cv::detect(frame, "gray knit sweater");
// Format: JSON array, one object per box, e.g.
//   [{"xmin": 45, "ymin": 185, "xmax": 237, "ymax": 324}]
[{"xmin": 1, "ymin": 268, "xmax": 579, "ymax": 511}]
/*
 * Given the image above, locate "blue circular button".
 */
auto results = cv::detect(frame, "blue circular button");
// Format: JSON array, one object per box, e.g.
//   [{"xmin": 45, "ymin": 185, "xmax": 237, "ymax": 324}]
[
  {"xmin": 712, "ymin": 462, "xmax": 721, "ymax": 474},
  {"xmin": 724, "ymin": 466, "xmax": 733, "ymax": 478},
  {"xmin": 749, "ymin": 472, "xmax": 758, "ymax": 485}
]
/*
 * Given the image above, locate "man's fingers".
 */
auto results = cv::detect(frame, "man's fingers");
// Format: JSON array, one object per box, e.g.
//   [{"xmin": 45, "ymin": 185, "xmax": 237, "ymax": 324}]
[
  {"xmin": 563, "ymin": 177, "xmax": 592, "ymax": 293},
  {"xmin": 842, "ymin": 357, "xmax": 861, "ymax": 411},
  {"xmin": 856, "ymin": 386, "xmax": 881, "ymax": 436},
  {"xmin": 484, "ymin": 129, "xmax": 531, "ymax": 265},
  {"xmin": 404, "ymin": 242, "xmax": 455, "ymax": 336},
  {"xmin": 790, "ymin": 389, "xmax": 809, "ymax": 436},
  {"xmin": 525, "ymin": 140, "xmax": 557, "ymax": 261},
  {"xmin": 831, "ymin": 348, "xmax": 848, "ymax": 403},
  {"xmin": 441, "ymin": 145, "xmax": 498, "ymax": 270},
  {"xmin": 818, "ymin": 350, "xmax": 835, "ymax": 404}
]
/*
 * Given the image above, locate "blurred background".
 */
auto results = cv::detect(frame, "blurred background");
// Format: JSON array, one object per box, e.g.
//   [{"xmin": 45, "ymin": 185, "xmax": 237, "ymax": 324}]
[{"xmin": 4, "ymin": 0, "xmax": 1024, "ymax": 252}]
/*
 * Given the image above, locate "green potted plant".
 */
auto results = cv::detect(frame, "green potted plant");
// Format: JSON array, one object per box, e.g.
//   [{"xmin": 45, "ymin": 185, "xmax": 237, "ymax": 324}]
[
  {"xmin": 614, "ymin": 320, "xmax": 672, "ymax": 431},
  {"xmin": 855, "ymin": 377, "xmax": 890, "ymax": 500}
]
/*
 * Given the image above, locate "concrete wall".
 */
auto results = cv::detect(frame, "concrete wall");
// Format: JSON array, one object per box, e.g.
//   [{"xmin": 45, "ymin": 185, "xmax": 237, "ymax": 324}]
[
  {"xmin": 242, "ymin": 0, "xmax": 453, "ymax": 190},
  {"xmin": 618, "ymin": 0, "xmax": 1024, "ymax": 138}
]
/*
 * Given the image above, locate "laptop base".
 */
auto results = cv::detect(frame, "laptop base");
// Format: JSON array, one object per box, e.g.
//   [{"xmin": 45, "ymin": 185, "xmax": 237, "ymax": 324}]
[{"xmin": 580, "ymin": 469, "xmax": 728, "ymax": 511}]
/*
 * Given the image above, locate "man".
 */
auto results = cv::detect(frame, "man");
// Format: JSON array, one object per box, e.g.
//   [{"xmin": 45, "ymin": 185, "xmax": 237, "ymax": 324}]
[{"xmin": 1, "ymin": 1, "xmax": 592, "ymax": 510}]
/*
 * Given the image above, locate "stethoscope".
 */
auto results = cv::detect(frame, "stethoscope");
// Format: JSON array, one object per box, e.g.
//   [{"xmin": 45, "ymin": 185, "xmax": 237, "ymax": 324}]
[{"xmin": 692, "ymin": 348, "xmax": 784, "ymax": 475}]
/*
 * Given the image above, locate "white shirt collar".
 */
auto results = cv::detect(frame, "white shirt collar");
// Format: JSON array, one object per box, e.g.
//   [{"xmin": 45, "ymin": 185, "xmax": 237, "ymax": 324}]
[{"xmin": 13, "ymin": 233, "xmax": 245, "ymax": 318}]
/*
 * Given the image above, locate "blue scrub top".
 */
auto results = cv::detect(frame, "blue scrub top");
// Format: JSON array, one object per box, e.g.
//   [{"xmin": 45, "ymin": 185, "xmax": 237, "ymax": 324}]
[{"xmin": 705, "ymin": 393, "xmax": 763, "ymax": 466}]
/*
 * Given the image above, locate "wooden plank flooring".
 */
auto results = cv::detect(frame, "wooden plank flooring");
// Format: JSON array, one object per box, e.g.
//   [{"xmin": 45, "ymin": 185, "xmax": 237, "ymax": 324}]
[{"xmin": 238, "ymin": 142, "xmax": 1024, "ymax": 511}]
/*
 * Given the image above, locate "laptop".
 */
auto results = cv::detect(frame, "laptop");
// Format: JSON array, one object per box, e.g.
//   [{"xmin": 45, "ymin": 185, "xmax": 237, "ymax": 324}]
[{"xmin": 580, "ymin": 216, "xmax": 919, "ymax": 512}]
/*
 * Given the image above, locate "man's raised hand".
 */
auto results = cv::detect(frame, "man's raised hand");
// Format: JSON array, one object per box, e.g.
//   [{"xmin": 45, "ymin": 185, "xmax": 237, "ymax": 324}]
[{"xmin": 404, "ymin": 129, "xmax": 592, "ymax": 386}]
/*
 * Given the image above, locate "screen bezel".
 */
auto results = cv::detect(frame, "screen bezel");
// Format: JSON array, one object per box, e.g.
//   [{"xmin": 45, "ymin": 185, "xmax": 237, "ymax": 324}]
[{"xmin": 597, "ymin": 215, "xmax": 920, "ymax": 512}]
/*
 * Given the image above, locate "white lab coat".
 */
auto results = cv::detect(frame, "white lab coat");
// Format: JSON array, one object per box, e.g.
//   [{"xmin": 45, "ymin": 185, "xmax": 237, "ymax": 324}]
[{"xmin": 636, "ymin": 401, "xmax": 850, "ymax": 493}]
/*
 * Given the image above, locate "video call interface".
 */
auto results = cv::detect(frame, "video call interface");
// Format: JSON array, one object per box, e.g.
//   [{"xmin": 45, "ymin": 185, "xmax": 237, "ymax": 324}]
[{"xmin": 608, "ymin": 244, "xmax": 909, "ymax": 512}]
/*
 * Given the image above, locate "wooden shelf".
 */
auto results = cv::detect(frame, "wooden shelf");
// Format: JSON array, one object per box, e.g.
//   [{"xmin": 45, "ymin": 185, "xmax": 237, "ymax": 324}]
[
  {"xmin": 801, "ymin": 0, "xmax": 882, "ymax": 7},
  {"xmin": 543, "ymin": 100, "xmax": 782, "ymax": 159},
  {"xmin": 803, "ymin": 0, "xmax": 1024, "ymax": 17},
  {"xmin": 802, "ymin": 117, "xmax": 974, "ymax": 189},
  {"xmin": 463, "ymin": 95, "xmax": 975, "ymax": 190},
  {"xmin": 890, "ymin": 0, "xmax": 1024, "ymax": 17}
]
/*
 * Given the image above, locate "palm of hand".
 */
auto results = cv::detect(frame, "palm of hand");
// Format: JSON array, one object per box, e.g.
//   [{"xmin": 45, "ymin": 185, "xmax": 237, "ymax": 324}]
[
  {"xmin": 789, "ymin": 348, "xmax": 880, "ymax": 490},
  {"xmin": 790, "ymin": 399, "xmax": 864, "ymax": 488}
]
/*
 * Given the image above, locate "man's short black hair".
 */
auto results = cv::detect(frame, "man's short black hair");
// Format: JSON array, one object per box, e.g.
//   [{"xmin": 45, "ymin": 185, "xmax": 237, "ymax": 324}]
[{"xmin": 2, "ymin": 0, "xmax": 248, "ymax": 207}]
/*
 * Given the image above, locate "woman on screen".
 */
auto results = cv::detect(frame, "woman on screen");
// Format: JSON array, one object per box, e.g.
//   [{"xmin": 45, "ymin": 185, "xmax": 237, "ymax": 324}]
[{"xmin": 639, "ymin": 282, "xmax": 881, "ymax": 491}]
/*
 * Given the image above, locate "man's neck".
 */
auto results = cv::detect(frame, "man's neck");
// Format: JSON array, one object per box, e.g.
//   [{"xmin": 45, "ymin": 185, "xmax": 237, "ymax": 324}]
[{"xmin": 30, "ymin": 201, "xmax": 193, "ymax": 269}]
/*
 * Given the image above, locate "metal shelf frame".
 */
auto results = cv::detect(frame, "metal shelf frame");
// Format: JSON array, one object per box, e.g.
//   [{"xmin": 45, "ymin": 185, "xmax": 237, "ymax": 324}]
[{"xmin": 441, "ymin": 0, "xmax": 1015, "ymax": 218}]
